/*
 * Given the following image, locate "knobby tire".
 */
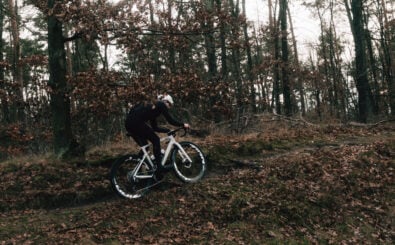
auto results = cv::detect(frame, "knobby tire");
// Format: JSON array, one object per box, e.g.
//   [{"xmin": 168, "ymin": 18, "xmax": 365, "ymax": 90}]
[
  {"xmin": 171, "ymin": 141, "xmax": 207, "ymax": 183},
  {"xmin": 110, "ymin": 154, "xmax": 153, "ymax": 199}
]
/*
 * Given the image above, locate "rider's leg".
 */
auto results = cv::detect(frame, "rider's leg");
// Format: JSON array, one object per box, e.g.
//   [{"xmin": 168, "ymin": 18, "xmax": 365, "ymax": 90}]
[
  {"xmin": 134, "ymin": 124, "xmax": 164, "ymax": 169},
  {"xmin": 143, "ymin": 128, "xmax": 163, "ymax": 170},
  {"xmin": 126, "ymin": 121, "xmax": 164, "ymax": 180},
  {"xmin": 130, "ymin": 135, "xmax": 147, "ymax": 158},
  {"xmin": 126, "ymin": 121, "xmax": 152, "ymax": 161},
  {"xmin": 139, "ymin": 126, "xmax": 167, "ymax": 182}
]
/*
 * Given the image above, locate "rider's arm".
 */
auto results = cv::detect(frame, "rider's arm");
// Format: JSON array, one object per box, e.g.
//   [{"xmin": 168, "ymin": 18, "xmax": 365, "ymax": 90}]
[
  {"xmin": 158, "ymin": 102, "xmax": 184, "ymax": 127},
  {"xmin": 150, "ymin": 118, "xmax": 170, "ymax": 133}
]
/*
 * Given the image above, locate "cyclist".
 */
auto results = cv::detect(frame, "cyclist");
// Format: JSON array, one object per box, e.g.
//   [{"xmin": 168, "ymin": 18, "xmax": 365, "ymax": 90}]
[{"xmin": 125, "ymin": 94, "xmax": 190, "ymax": 180}]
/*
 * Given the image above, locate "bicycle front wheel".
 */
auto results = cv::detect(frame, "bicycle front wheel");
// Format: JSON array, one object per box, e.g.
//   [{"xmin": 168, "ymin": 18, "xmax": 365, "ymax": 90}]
[
  {"xmin": 171, "ymin": 142, "xmax": 207, "ymax": 183},
  {"xmin": 110, "ymin": 154, "xmax": 153, "ymax": 199}
]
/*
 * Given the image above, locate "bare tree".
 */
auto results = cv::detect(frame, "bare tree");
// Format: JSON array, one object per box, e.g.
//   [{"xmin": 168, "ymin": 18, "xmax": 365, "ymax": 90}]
[
  {"xmin": 47, "ymin": 0, "xmax": 73, "ymax": 155},
  {"xmin": 242, "ymin": 0, "xmax": 256, "ymax": 112},
  {"xmin": 202, "ymin": 0, "xmax": 217, "ymax": 79},
  {"xmin": 0, "ymin": 0, "xmax": 8, "ymax": 123},
  {"xmin": 287, "ymin": 4, "xmax": 305, "ymax": 115},
  {"xmin": 216, "ymin": 0, "xmax": 228, "ymax": 79},
  {"xmin": 376, "ymin": 0, "xmax": 395, "ymax": 116},
  {"xmin": 280, "ymin": 0, "xmax": 292, "ymax": 116},
  {"xmin": 345, "ymin": 0, "xmax": 371, "ymax": 122},
  {"xmin": 8, "ymin": 0, "xmax": 24, "ymax": 122},
  {"xmin": 269, "ymin": 0, "xmax": 281, "ymax": 114}
]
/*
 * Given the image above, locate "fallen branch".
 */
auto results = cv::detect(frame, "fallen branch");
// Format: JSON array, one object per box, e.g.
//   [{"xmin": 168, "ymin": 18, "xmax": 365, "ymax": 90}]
[
  {"xmin": 348, "ymin": 119, "xmax": 395, "ymax": 129},
  {"xmin": 272, "ymin": 112, "xmax": 319, "ymax": 127}
]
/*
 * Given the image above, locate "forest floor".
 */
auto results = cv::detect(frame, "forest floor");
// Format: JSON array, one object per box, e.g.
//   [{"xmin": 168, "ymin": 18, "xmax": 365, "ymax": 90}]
[{"xmin": 0, "ymin": 118, "xmax": 394, "ymax": 244}]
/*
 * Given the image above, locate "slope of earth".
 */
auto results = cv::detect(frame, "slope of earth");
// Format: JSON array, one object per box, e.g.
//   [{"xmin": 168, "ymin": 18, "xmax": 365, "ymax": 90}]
[{"xmin": 0, "ymin": 121, "xmax": 394, "ymax": 244}]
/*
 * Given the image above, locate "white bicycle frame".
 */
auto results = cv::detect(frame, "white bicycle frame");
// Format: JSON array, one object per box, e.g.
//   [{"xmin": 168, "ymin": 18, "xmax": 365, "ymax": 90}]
[{"xmin": 131, "ymin": 132, "xmax": 192, "ymax": 180}]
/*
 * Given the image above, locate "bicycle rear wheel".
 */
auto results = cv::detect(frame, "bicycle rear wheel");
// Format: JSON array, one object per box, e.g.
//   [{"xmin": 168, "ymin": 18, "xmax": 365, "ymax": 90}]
[
  {"xmin": 110, "ymin": 154, "xmax": 153, "ymax": 199},
  {"xmin": 171, "ymin": 142, "xmax": 206, "ymax": 183}
]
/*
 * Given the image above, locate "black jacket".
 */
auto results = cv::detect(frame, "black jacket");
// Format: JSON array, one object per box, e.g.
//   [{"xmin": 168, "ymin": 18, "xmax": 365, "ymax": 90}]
[{"xmin": 127, "ymin": 101, "xmax": 183, "ymax": 133}]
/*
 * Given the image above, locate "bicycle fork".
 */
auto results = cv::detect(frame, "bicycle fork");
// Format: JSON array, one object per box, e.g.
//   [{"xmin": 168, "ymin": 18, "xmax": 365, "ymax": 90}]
[{"xmin": 174, "ymin": 143, "xmax": 193, "ymax": 168}]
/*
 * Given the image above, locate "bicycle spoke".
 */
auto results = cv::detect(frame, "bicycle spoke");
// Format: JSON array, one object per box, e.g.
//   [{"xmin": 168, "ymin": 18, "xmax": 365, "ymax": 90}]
[
  {"xmin": 172, "ymin": 142, "xmax": 206, "ymax": 183},
  {"xmin": 110, "ymin": 155, "xmax": 154, "ymax": 199}
]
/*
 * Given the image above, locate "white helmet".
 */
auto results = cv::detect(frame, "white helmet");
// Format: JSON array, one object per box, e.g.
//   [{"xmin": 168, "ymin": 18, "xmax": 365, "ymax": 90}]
[{"xmin": 158, "ymin": 94, "xmax": 174, "ymax": 105}]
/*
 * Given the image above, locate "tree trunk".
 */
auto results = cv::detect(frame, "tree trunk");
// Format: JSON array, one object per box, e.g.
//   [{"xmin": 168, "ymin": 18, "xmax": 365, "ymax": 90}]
[
  {"xmin": 280, "ymin": 0, "xmax": 292, "ymax": 116},
  {"xmin": 148, "ymin": 0, "xmax": 160, "ymax": 76},
  {"xmin": 347, "ymin": 0, "xmax": 371, "ymax": 122},
  {"xmin": 287, "ymin": 5, "xmax": 305, "ymax": 115},
  {"xmin": 0, "ymin": 0, "xmax": 9, "ymax": 123},
  {"xmin": 8, "ymin": 0, "xmax": 24, "ymax": 123},
  {"xmin": 228, "ymin": 0, "xmax": 244, "ymax": 131},
  {"xmin": 47, "ymin": 0, "xmax": 73, "ymax": 155},
  {"xmin": 365, "ymin": 22, "xmax": 380, "ymax": 114},
  {"xmin": 167, "ymin": 0, "xmax": 176, "ymax": 72},
  {"xmin": 269, "ymin": 0, "xmax": 281, "ymax": 114},
  {"xmin": 328, "ymin": 1, "xmax": 341, "ymax": 118},
  {"xmin": 203, "ymin": 0, "xmax": 217, "ymax": 79},
  {"xmin": 329, "ymin": 0, "xmax": 349, "ymax": 120},
  {"xmin": 65, "ymin": 26, "xmax": 73, "ymax": 77},
  {"xmin": 377, "ymin": 0, "xmax": 395, "ymax": 116},
  {"xmin": 329, "ymin": 29, "xmax": 340, "ymax": 117},
  {"xmin": 242, "ymin": 0, "xmax": 256, "ymax": 112},
  {"xmin": 251, "ymin": 25, "xmax": 267, "ymax": 112},
  {"xmin": 390, "ymin": 32, "xmax": 395, "ymax": 116},
  {"xmin": 316, "ymin": 4, "xmax": 333, "ymax": 116},
  {"xmin": 229, "ymin": 0, "xmax": 242, "ymax": 104},
  {"xmin": 216, "ymin": 0, "xmax": 228, "ymax": 79},
  {"xmin": 309, "ymin": 54, "xmax": 322, "ymax": 120}
]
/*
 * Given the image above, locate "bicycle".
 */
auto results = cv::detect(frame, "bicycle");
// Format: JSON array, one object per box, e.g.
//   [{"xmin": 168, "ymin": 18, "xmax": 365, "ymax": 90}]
[{"xmin": 110, "ymin": 127, "xmax": 207, "ymax": 199}]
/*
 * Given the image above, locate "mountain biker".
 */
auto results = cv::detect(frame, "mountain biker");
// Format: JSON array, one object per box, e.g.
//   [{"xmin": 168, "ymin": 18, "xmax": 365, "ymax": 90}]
[{"xmin": 125, "ymin": 94, "xmax": 190, "ymax": 181}]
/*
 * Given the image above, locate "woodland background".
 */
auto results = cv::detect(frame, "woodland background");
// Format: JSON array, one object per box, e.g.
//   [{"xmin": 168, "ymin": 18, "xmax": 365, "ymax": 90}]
[
  {"xmin": 0, "ymin": 1, "xmax": 394, "ymax": 243},
  {"xmin": 0, "ymin": 0, "xmax": 394, "ymax": 159}
]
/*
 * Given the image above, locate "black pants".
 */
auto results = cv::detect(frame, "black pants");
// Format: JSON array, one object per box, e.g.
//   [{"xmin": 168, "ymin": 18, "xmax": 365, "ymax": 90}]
[{"xmin": 125, "ymin": 118, "xmax": 162, "ymax": 166}]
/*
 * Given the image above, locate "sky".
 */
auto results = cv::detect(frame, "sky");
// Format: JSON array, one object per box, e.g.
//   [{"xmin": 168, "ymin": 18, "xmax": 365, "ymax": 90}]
[
  {"xmin": 18, "ymin": 0, "xmax": 355, "ymax": 65},
  {"xmin": 245, "ymin": 0, "xmax": 354, "ymax": 62},
  {"xmin": 110, "ymin": 0, "xmax": 356, "ymax": 65}
]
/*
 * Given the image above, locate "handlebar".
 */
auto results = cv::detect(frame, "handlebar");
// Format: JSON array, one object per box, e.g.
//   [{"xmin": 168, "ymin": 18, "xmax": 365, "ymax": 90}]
[{"xmin": 167, "ymin": 127, "xmax": 188, "ymax": 137}]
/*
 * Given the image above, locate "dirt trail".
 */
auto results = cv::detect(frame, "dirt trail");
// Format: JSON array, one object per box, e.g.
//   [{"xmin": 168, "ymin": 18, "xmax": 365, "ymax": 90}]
[{"xmin": 207, "ymin": 124, "xmax": 394, "ymax": 174}]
